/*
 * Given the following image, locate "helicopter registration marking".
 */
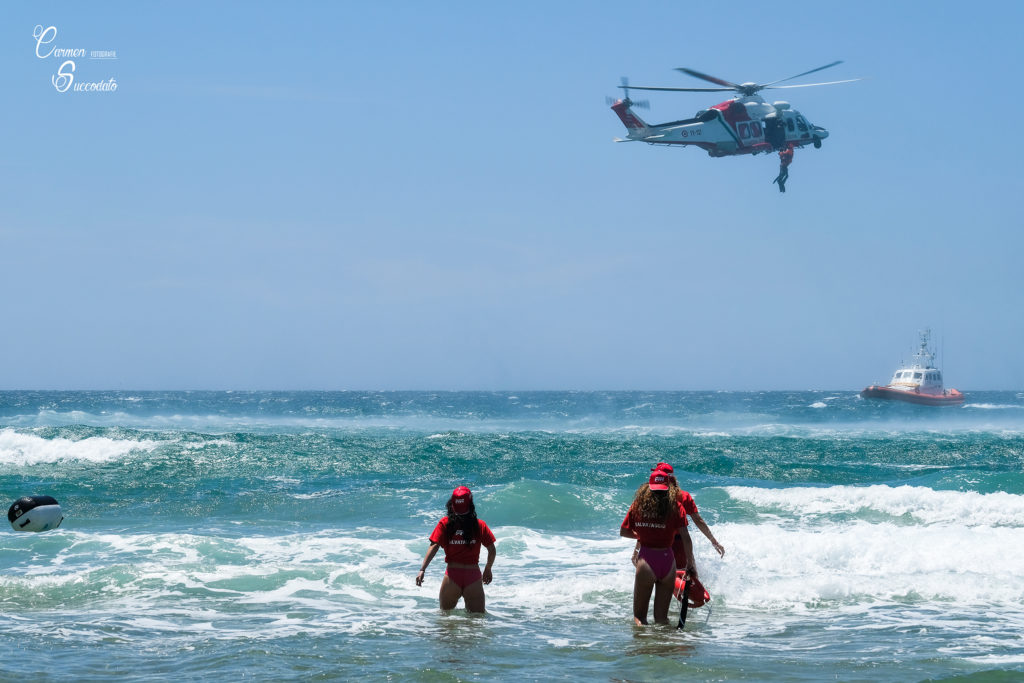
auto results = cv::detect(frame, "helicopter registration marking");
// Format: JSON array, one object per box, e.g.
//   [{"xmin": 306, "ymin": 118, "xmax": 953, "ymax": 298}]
[{"xmin": 681, "ymin": 129, "xmax": 701, "ymax": 137}]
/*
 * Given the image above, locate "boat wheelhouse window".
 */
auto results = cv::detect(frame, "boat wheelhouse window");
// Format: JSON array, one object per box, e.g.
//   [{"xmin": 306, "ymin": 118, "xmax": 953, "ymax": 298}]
[{"xmin": 913, "ymin": 372, "xmax": 922, "ymax": 379}]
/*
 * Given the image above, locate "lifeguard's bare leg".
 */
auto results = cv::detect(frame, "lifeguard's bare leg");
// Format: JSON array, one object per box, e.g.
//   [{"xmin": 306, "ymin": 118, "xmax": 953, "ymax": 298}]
[
  {"xmin": 632, "ymin": 560, "xmax": 657, "ymax": 625},
  {"xmin": 438, "ymin": 574, "xmax": 463, "ymax": 610}
]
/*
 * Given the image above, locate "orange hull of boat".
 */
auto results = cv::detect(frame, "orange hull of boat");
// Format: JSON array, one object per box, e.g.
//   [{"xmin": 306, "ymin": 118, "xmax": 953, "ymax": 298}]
[{"xmin": 860, "ymin": 385, "xmax": 964, "ymax": 406}]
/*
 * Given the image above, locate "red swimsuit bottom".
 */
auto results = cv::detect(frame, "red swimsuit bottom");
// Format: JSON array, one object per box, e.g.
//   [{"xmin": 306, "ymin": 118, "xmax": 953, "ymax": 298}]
[
  {"xmin": 637, "ymin": 546, "xmax": 674, "ymax": 580},
  {"xmin": 445, "ymin": 566, "xmax": 482, "ymax": 589}
]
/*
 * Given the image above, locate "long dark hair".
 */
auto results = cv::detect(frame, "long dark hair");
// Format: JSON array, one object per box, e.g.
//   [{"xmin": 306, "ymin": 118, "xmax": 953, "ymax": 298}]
[{"xmin": 444, "ymin": 497, "xmax": 478, "ymax": 544}]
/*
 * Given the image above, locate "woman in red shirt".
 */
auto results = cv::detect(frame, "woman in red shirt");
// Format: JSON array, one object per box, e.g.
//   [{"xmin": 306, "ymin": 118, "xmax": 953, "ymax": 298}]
[
  {"xmin": 416, "ymin": 486, "xmax": 496, "ymax": 613},
  {"xmin": 620, "ymin": 470, "xmax": 685, "ymax": 624},
  {"xmin": 652, "ymin": 462, "xmax": 725, "ymax": 577}
]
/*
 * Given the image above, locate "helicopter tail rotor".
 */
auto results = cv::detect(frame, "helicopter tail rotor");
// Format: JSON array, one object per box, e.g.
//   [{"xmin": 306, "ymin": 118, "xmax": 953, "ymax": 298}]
[{"xmin": 609, "ymin": 77, "xmax": 649, "ymax": 109}]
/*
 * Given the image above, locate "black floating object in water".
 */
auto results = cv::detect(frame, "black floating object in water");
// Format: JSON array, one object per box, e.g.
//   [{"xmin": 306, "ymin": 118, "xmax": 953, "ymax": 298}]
[{"xmin": 8, "ymin": 495, "xmax": 64, "ymax": 532}]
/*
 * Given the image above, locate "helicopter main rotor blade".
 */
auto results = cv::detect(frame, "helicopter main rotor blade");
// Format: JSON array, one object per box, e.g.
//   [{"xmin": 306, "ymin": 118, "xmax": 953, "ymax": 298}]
[
  {"xmin": 761, "ymin": 61, "xmax": 843, "ymax": 87},
  {"xmin": 675, "ymin": 68, "xmax": 741, "ymax": 90},
  {"xmin": 622, "ymin": 85, "xmax": 735, "ymax": 92},
  {"xmin": 764, "ymin": 78, "xmax": 862, "ymax": 89}
]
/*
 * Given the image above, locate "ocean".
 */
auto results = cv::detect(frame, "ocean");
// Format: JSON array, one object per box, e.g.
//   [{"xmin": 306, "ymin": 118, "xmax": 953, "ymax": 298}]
[{"xmin": 1, "ymin": 390, "xmax": 1023, "ymax": 681}]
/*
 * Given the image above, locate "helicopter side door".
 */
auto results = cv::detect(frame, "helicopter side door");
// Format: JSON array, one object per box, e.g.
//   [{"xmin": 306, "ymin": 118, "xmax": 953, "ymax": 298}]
[{"xmin": 735, "ymin": 118, "xmax": 765, "ymax": 148}]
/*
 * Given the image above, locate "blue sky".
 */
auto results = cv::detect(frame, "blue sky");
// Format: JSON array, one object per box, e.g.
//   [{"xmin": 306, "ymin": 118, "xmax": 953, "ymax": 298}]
[{"xmin": 1, "ymin": 1, "xmax": 1021, "ymax": 390}]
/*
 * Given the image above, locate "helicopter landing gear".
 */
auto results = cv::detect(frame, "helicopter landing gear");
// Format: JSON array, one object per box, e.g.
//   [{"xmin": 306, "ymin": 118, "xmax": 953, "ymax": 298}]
[{"xmin": 813, "ymin": 137, "xmax": 822, "ymax": 149}]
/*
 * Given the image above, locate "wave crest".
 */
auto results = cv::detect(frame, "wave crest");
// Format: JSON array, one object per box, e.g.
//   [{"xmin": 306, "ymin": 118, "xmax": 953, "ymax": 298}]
[{"xmin": 0, "ymin": 428, "xmax": 159, "ymax": 465}]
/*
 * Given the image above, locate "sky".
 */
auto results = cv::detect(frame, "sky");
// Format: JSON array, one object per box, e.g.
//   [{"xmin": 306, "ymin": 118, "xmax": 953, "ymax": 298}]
[{"xmin": 1, "ymin": 1, "xmax": 1022, "ymax": 390}]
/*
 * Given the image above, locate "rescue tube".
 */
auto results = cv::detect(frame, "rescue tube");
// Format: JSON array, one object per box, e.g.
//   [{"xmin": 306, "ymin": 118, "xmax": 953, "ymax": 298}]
[
  {"xmin": 8, "ymin": 495, "xmax": 64, "ymax": 532},
  {"xmin": 673, "ymin": 570, "xmax": 710, "ymax": 608}
]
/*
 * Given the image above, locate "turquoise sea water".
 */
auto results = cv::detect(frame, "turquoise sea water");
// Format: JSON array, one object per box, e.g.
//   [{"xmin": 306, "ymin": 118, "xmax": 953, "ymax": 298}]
[{"xmin": 2, "ymin": 390, "xmax": 1023, "ymax": 681}]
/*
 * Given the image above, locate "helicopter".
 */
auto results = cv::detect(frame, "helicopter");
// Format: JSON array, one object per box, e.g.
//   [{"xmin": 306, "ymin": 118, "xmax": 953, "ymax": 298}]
[{"xmin": 609, "ymin": 61, "xmax": 859, "ymax": 188}]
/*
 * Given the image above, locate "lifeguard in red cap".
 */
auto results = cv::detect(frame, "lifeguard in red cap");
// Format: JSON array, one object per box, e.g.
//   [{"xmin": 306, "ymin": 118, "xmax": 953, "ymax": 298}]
[
  {"xmin": 416, "ymin": 486, "xmax": 496, "ymax": 613},
  {"xmin": 619, "ymin": 470, "xmax": 685, "ymax": 625},
  {"xmin": 651, "ymin": 462, "xmax": 725, "ymax": 577},
  {"xmin": 648, "ymin": 462, "xmax": 723, "ymax": 623}
]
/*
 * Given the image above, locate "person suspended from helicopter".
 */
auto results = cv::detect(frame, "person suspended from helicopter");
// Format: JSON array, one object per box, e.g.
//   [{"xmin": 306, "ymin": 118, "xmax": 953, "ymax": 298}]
[{"xmin": 773, "ymin": 144, "xmax": 794, "ymax": 193}]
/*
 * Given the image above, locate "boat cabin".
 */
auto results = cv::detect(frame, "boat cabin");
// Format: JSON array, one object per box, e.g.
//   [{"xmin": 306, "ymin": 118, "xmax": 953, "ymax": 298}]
[
  {"xmin": 890, "ymin": 368, "xmax": 943, "ymax": 392},
  {"xmin": 885, "ymin": 330, "xmax": 948, "ymax": 395}
]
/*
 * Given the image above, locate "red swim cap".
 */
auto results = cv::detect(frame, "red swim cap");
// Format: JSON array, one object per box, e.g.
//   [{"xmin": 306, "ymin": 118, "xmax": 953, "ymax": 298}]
[{"xmin": 451, "ymin": 486, "xmax": 473, "ymax": 515}]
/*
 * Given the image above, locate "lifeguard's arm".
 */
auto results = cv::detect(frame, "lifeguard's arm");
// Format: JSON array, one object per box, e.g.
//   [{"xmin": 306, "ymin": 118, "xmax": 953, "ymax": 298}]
[
  {"xmin": 416, "ymin": 543, "xmax": 441, "ymax": 586},
  {"xmin": 690, "ymin": 511, "xmax": 725, "ymax": 557},
  {"xmin": 681, "ymin": 526, "xmax": 697, "ymax": 577},
  {"xmin": 621, "ymin": 517, "xmax": 639, "ymax": 565},
  {"xmin": 482, "ymin": 543, "xmax": 496, "ymax": 585}
]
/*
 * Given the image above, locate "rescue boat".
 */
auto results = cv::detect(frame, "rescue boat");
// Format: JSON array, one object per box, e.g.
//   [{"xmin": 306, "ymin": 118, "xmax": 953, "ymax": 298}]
[{"xmin": 860, "ymin": 330, "xmax": 964, "ymax": 406}]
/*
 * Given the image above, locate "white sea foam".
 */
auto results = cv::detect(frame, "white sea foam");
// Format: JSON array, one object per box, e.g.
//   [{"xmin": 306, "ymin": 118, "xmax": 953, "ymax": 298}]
[
  {"xmin": 705, "ymin": 520, "xmax": 1024, "ymax": 610},
  {"xmin": 723, "ymin": 484, "xmax": 1024, "ymax": 527},
  {"xmin": 964, "ymin": 654, "xmax": 1024, "ymax": 664},
  {"xmin": 0, "ymin": 428, "xmax": 160, "ymax": 465},
  {"xmin": 7, "ymin": 405, "xmax": 1024, "ymax": 440},
  {"xmin": 964, "ymin": 403, "xmax": 1024, "ymax": 410}
]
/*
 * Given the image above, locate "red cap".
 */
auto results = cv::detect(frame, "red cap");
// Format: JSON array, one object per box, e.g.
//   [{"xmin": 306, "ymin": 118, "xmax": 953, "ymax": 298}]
[
  {"xmin": 652, "ymin": 462, "xmax": 674, "ymax": 475},
  {"xmin": 451, "ymin": 486, "xmax": 473, "ymax": 515},
  {"xmin": 649, "ymin": 471, "xmax": 670, "ymax": 491}
]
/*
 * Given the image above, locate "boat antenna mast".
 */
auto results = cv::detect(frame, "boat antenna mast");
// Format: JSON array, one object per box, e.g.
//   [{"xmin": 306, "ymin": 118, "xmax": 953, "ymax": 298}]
[{"xmin": 914, "ymin": 328, "xmax": 935, "ymax": 369}]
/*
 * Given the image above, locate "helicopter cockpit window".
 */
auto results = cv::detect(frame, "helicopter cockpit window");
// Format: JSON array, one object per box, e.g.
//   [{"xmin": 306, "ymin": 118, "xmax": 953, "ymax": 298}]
[
  {"xmin": 786, "ymin": 119, "xmax": 795, "ymax": 132},
  {"xmin": 796, "ymin": 116, "xmax": 808, "ymax": 132}
]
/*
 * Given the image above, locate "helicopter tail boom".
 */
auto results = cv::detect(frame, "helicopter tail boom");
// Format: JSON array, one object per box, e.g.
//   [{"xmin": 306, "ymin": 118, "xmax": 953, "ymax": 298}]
[{"xmin": 610, "ymin": 100, "xmax": 648, "ymax": 130}]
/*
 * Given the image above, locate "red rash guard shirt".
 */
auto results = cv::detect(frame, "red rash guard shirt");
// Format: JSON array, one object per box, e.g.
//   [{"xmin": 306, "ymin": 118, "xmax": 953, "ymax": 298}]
[
  {"xmin": 677, "ymin": 490, "xmax": 698, "ymax": 526},
  {"xmin": 621, "ymin": 505, "xmax": 683, "ymax": 547},
  {"xmin": 429, "ymin": 517, "xmax": 496, "ymax": 564}
]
